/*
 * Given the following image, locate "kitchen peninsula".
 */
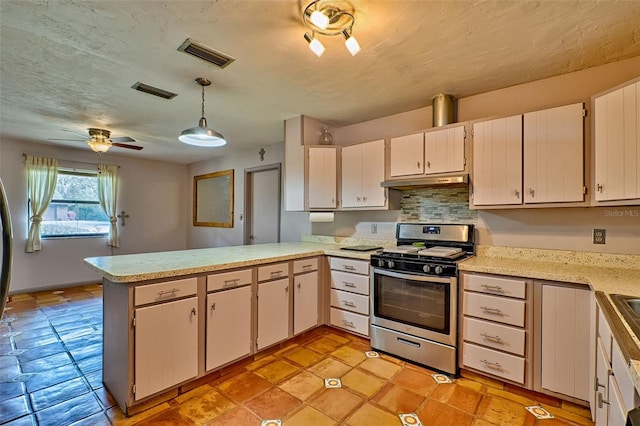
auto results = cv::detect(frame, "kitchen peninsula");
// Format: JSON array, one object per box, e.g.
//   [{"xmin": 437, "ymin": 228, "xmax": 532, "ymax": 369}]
[{"xmin": 84, "ymin": 241, "xmax": 383, "ymax": 415}]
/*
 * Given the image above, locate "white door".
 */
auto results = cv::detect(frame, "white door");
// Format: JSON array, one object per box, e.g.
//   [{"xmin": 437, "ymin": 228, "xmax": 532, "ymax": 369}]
[
  {"xmin": 134, "ymin": 297, "xmax": 198, "ymax": 400},
  {"xmin": 389, "ymin": 133, "xmax": 424, "ymax": 177},
  {"xmin": 472, "ymin": 115, "xmax": 523, "ymax": 206},
  {"xmin": 308, "ymin": 147, "xmax": 337, "ymax": 209},
  {"xmin": 294, "ymin": 271, "xmax": 318, "ymax": 334},
  {"xmin": 360, "ymin": 139, "xmax": 386, "ymax": 207},
  {"xmin": 523, "ymin": 103, "xmax": 584, "ymax": 203},
  {"xmin": 247, "ymin": 166, "xmax": 280, "ymax": 245},
  {"xmin": 206, "ymin": 286, "xmax": 252, "ymax": 371},
  {"xmin": 594, "ymin": 81, "xmax": 640, "ymax": 201},
  {"xmin": 257, "ymin": 278, "xmax": 290, "ymax": 350},
  {"xmin": 541, "ymin": 285, "xmax": 590, "ymax": 401},
  {"xmin": 340, "ymin": 144, "xmax": 362, "ymax": 208},
  {"xmin": 424, "ymin": 125, "xmax": 465, "ymax": 174}
]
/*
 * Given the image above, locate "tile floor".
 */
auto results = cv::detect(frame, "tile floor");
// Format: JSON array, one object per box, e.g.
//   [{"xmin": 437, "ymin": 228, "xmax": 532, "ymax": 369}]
[{"xmin": 0, "ymin": 285, "xmax": 595, "ymax": 426}]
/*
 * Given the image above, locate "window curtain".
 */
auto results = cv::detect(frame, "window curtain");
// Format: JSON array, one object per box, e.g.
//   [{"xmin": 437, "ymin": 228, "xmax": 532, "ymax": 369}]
[
  {"xmin": 26, "ymin": 155, "xmax": 59, "ymax": 253},
  {"xmin": 97, "ymin": 164, "xmax": 119, "ymax": 247}
]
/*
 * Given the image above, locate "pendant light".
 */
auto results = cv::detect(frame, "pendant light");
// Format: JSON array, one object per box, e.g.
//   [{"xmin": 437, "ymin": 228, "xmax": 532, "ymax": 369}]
[{"xmin": 179, "ymin": 77, "xmax": 226, "ymax": 147}]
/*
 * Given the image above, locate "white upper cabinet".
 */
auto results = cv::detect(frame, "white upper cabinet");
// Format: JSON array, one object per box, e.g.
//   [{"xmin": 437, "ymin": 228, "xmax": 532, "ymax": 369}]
[
  {"xmin": 341, "ymin": 139, "xmax": 386, "ymax": 208},
  {"xmin": 594, "ymin": 79, "xmax": 640, "ymax": 203},
  {"xmin": 307, "ymin": 146, "xmax": 338, "ymax": 209},
  {"xmin": 424, "ymin": 125, "xmax": 466, "ymax": 174},
  {"xmin": 472, "ymin": 115, "xmax": 523, "ymax": 206},
  {"xmin": 389, "ymin": 132, "xmax": 424, "ymax": 177},
  {"xmin": 523, "ymin": 103, "xmax": 585, "ymax": 204}
]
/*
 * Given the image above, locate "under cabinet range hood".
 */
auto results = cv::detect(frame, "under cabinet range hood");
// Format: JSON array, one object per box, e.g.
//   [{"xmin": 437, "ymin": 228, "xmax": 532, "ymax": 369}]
[{"xmin": 380, "ymin": 174, "xmax": 468, "ymax": 190}]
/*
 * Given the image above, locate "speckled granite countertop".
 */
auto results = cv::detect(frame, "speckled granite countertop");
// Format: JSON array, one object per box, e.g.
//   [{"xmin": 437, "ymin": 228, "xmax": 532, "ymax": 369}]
[{"xmin": 84, "ymin": 241, "xmax": 383, "ymax": 283}]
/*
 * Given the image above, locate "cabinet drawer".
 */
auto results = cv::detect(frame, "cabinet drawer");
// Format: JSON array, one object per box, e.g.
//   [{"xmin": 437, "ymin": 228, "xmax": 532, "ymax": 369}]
[
  {"xmin": 258, "ymin": 262, "xmax": 290, "ymax": 282},
  {"xmin": 463, "ymin": 317, "xmax": 525, "ymax": 356},
  {"xmin": 330, "ymin": 270, "xmax": 369, "ymax": 295},
  {"xmin": 330, "ymin": 289, "xmax": 369, "ymax": 315},
  {"xmin": 207, "ymin": 269, "xmax": 252, "ymax": 292},
  {"xmin": 463, "ymin": 292, "xmax": 525, "ymax": 327},
  {"xmin": 463, "ymin": 274, "xmax": 526, "ymax": 299},
  {"xmin": 463, "ymin": 342, "xmax": 525, "ymax": 384},
  {"xmin": 330, "ymin": 307, "xmax": 369, "ymax": 336},
  {"xmin": 293, "ymin": 257, "xmax": 318, "ymax": 274},
  {"xmin": 135, "ymin": 278, "xmax": 198, "ymax": 306},
  {"xmin": 329, "ymin": 257, "xmax": 369, "ymax": 275}
]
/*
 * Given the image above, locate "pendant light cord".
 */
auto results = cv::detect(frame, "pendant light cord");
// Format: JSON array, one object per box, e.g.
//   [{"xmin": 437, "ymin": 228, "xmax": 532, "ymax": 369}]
[{"xmin": 201, "ymin": 84, "xmax": 205, "ymax": 119}]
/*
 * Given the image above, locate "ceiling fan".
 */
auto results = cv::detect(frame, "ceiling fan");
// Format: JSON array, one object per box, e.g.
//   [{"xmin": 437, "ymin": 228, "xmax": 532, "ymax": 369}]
[{"xmin": 49, "ymin": 128, "xmax": 143, "ymax": 153}]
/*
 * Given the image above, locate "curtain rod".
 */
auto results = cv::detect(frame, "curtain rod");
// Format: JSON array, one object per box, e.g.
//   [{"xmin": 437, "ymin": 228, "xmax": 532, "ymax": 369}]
[{"xmin": 22, "ymin": 153, "xmax": 120, "ymax": 168}]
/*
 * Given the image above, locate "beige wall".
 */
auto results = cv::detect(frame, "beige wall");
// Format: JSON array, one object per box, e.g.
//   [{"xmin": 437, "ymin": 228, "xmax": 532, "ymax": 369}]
[{"xmin": 320, "ymin": 57, "xmax": 640, "ymax": 255}]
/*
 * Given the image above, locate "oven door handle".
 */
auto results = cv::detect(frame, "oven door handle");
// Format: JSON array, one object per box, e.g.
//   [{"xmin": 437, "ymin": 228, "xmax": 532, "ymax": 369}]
[{"xmin": 372, "ymin": 268, "xmax": 452, "ymax": 284}]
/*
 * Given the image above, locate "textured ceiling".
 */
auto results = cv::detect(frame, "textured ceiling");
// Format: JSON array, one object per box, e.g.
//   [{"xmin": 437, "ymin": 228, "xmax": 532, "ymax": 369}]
[{"xmin": 1, "ymin": 0, "xmax": 639, "ymax": 164}]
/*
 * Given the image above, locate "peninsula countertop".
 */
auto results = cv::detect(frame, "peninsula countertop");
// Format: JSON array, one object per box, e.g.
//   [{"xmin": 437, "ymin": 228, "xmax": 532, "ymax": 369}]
[{"xmin": 84, "ymin": 241, "xmax": 382, "ymax": 283}]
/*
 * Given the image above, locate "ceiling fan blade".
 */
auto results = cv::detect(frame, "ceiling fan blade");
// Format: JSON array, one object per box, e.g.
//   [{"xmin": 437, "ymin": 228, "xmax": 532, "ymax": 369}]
[
  {"xmin": 112, "ymin": 143, "xmax": 143, "ymax": 151},
  {"xmin": 63, "ymin": 128, "xmax": 90, "ymax": 138},
  {"xmin": 48, "ymin": 138, "xmax": 85, "ymax": 142},
  {"xmin": 111, "ymin": 136, "xmax": 135, "ymax": 143}
]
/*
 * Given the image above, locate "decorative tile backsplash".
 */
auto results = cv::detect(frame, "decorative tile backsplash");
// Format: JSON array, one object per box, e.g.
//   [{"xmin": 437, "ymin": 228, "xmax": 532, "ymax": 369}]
[{"xmin": 400, "ymin": 186, "xmax": 478, "ymax": 223}]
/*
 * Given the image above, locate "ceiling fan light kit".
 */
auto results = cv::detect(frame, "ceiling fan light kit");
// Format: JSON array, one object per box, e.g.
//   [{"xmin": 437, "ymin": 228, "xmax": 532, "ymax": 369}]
[
  {"xmin": 179, "ymin": 77, "xmax": 227, "ymax": 147},
  {"xmin": 302, "ymin": 0, "xmax": 360, "ymax": 57}
]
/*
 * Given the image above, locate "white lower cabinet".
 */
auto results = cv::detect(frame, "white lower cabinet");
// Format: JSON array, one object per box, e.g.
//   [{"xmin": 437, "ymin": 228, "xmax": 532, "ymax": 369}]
[
  {"xmin": 206, "ymin": 285, "xmax": 252, "ymax": 371},
  {"xmin": 540, "ymin": 284, "xmax": 591, "ymax": 401},
  {"xmin": 293, "ymin": 270, "xmax": 319, "ymax": 335},
  {"xmin": 257, "ymin": 278, "xmax": 290, "ymax": 350},
  {"xmin": 134, "ymin": 296, "xmax": 199, "ymax": 400},
  {"xmin": 328, "ymin": 257, "xmax": 370, "ymax": 337}
]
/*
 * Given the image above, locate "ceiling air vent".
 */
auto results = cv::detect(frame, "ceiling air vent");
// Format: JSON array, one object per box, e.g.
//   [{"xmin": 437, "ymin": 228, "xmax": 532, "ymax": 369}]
[
  {"xmin": 177, "ymin": 38, "xmax": 235, "ymax": 69},
  {"xmin": 131, "ymin": 82, "xmax": 177, "ymax": 100}
]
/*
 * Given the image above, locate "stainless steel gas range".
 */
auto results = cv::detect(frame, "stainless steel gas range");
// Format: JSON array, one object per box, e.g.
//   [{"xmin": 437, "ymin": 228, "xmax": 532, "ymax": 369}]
[{"xmin": 370, "ymin": 223, "xmax": 474, "ymax": 375}]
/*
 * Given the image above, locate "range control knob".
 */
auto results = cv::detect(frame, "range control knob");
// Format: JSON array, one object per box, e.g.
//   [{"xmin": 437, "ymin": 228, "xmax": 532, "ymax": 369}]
[
  {"xmin": 377, "ymin": 259, "xmax": 385, "ymax": 267},
  {"xmin": 434, "ymin": 266, "xmax": 443, "ymax": 275},
  {"xmin": 387, "ymin": 260, "xmax": 395, "ymax": 269},
  {"xmin": 422, "ymin": 265, "xmax": 431, "ymax": 274}
]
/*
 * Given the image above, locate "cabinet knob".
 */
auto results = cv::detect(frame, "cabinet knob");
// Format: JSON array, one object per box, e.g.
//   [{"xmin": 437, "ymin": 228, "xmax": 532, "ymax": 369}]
[
  {"xmin": 285, "ymin": 286, "xmax": 289, "ymax": 293},
  {"xmin": 357, "ymin": 196, "xmax": 361, "ymax": 202},
  {"xmin": 211, "ymin": 303, "xmax": 216, "ymax": 311},
  {"xmin": 528, "ymin": 188, "xmax": 535, "ymax": 197},
  {"xmin": 191, "ymin": 308, "xmax": 196, "ymax": 316},
  {"xmin": 597, "ymin": 183, "xmax": 603, "ymax": 193},
  {"xmin": 417, "ymin": 161, "xmax": 421, "ymax": 169},
  {"xmin": 297, "ymin": 283, "xmax": 301, "ymax": 289},
  {"xmin": 363, "ymin": 196, "xmax": 367, "ymax": 202},
  {"xmin": 514, "ymin": 189, "xmax": 520, "ymax": 198},
  {"xmin": 426, "ymin": 161, "xmax": 431, "ymax": 169}
]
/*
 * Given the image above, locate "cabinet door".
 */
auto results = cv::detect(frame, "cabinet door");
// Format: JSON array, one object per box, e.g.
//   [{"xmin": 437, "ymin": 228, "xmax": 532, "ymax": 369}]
[
  {"xmin": 308, "ymin": 147, "xmax": 337, "ymax": 209},
  {"xmin": 389, "ymin": 133, "xmax": 424, "ymax": 177},
  {"xmin": 608, "ymin": 375, "xmax": 628, "ymax": 426},
  {"xmin": 524, "ymin": 103, "xmax": 584, "ymax": 203},
  {"xmin": 360, "ymin": 139, "xmax": 386, "ymax": 207},
  {"xmin": 257, "ymin": 278, "xmax": 290, "ymax": 350},
  {"xmin": 206, "ymin": 286, "xmax": 251, "ymax": 371},
  {"xmin": 340, "ymin": 144, "xmax": 362, "ymax": 208},
  {"xmin": 595, "ymin": 339, "xmax": 610, "ymax": 426},
  {"xmin": 293, "ymin": 271, "xmax": 318, "ymax": 335},
  {"xmin": 472, "ymin": 116, "xmax": 523, "ymax": 205},
  {"xmin": 594, "ymin": 81, "xmax": 640, "ymax": 201},
  {"xmin": 541, "ymin": 285, "xmax": 590, "ymax": 400},
  {"xmin": 424, "ymin": 125, "xmax": 465, "ymax": 174},
  {"xmin": 134, "ymin": 297, "xmax": 198, "ymax": 400}
]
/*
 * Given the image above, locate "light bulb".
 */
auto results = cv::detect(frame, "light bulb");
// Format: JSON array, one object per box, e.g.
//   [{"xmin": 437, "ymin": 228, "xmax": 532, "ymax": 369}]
[
  {"xmin": 309, "ymin": 10, "xmax": 329, "ymax": 29},
  {"xmin": 304, "ymin": 33, "xmax": 325, "ymax": 57},
  {"xmin": 343, "ymin": 30, "xmax": 361, "ymax": 56}
]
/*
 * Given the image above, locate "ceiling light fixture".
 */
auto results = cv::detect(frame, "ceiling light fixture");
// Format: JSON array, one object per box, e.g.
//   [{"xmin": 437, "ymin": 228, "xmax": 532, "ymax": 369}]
[
  {"xmin": 302, "ymin": 0, "xmax": 360, "ymax": 57},
  {"xmin": 87, "ymin": 138, "xmax": 112, "ymax": 153},
  {"xmin": 179, "ymin": 77, "xmax": 226, "ymax": 147}
]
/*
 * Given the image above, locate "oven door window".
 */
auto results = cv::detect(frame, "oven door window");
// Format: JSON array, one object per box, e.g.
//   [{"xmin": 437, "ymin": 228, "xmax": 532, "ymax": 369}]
[{"xmin": 374, "ymin": 273, "xmax": 449, "ymax": 334}]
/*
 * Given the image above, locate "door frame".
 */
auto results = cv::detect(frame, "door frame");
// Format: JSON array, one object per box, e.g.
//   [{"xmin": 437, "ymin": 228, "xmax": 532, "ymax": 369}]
[{"xmin": 244, "ymin": 163, "xmax": 282, "ymax": 245}]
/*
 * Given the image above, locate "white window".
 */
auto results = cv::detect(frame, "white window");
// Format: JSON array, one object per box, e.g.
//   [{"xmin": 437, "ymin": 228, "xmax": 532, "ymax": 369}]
[{"xmin": 40, "ymin": 170, "xmax": 110, "ymax": 238}]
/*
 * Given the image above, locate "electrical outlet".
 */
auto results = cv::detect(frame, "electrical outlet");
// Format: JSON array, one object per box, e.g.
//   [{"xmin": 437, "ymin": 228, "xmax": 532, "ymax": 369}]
[
  {"xmin": 593, "ymin": 229, "xmax": 606, "ymax": 244},
  {"xmin": 371, "ymin": 223, "xmax": 378, "ymax": 234}
]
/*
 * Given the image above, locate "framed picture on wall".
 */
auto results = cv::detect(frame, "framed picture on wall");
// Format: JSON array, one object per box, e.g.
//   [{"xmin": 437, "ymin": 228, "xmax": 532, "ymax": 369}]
[{"xmin": 193, "ymin": 169, "xmax": 234, "ymax": 227}]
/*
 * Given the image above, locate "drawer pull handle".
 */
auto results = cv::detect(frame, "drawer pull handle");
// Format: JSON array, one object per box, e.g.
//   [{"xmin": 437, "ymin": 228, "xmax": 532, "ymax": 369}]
[
  {"xmin": 270, "ymin": 270, "xmax": 283, "ymax": 276},
  {"xmin": 342, "ymin": 319, "xmax": 355, "ymax": 328},
  {"xmin": 342, "ymin": 300, "xmax": 356, "ymax": 307},
  {"xmin": 343, "ymin": 282, "xmax": 356, "ymax": 288},
  {"xmin": 343, "ymin": 265, "xmax": 356, "ymax": 271},
  {"xmin": 480, "ymin": 284, "xmax": 503, "ymax": 293},
  {"xmin": 223, "ymin": 278, "xmax": 240, "ymax": 287},
  {"xmin": 158, "ymin": 288, "xmax": 179, "ymax": 297},
  {"xmin": 481, "ymin": 306, "xmax": 503, "ymax": 316},
  {"xmin": 480, "ymin": 359, "xmax": 503, "ymax": 371},
  {"xmin": 397, "ymin": 337, "xmax": 421, "ymax": 348},
  {"xmin": 597, "ymin": 392, "xmax": 609, "ymax": 408},
  {"xmin": 480, "ymin": 333, "xmax": 503, "ymax": 344},
  {"xmin": 302, "ymin": 264, "xmax": 314, "ymax": 270}
]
